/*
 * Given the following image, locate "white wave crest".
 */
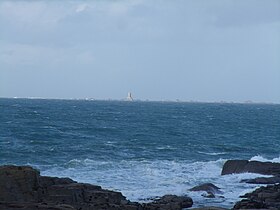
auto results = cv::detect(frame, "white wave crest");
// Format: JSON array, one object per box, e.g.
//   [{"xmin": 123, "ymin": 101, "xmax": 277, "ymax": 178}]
[
  {"xmin": 250, "ymin": 155, "xmax": 280, "ymax": 163},
  {"xmin": 198, "ymin": 151, "xmax": 227, "ymax": 156}
]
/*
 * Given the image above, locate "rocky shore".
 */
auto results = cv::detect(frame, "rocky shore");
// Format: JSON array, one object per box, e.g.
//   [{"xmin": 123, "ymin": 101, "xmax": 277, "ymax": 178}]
[
  {"xmin": 0, "ymin": 165, "xmax": 192, "ymax": 210},
  {"xmin": 233, "ymin": 184, "xmax": 280, "ymax": 209},
  {"xmin": 223, "ymin": 160, "xmax": 280, "ymax": 210},
  {"xmin": 1, "ymin": 159, "xmax": 280, "ymax": 210}
]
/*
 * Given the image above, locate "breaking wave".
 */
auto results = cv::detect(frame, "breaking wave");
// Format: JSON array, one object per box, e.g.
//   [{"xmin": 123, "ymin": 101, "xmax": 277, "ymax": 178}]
[{"xmin": 39, "ymin": 155, "xmax": 272, "ymax": 208}]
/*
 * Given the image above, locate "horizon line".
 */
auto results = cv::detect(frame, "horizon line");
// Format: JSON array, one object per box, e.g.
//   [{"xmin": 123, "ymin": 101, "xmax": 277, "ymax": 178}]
[{"xmin": 0, "ymin": 96, "xmax": 279, "ymax": 105}]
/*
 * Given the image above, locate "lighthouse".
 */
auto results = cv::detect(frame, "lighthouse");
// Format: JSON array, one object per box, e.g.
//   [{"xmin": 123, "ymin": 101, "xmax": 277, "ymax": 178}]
[{"xmin": 126, "ymin": 92, "xmax": 133, "ymax": 101}]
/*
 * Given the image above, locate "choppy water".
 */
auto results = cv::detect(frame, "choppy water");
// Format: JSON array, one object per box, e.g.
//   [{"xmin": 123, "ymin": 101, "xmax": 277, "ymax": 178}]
[{"xmin": 1, "ymin": 98, "xmax": 280, "ymax": 208}]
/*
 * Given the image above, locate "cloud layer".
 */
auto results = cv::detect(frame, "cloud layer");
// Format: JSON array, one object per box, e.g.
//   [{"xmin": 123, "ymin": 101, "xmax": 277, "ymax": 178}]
[{"xmin": 0, "ymin": 0, "xmax": 280, "ymax": 102}]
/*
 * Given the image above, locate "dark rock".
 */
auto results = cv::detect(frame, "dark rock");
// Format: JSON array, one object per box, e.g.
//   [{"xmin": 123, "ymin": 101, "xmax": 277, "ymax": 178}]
[
  {"xmin": 191, "ymin": 207, "xmax": 228, "ymax": 210},
  {"xmin": 0, "ymin": 165, "xmax": 131, "ymax": 209},
  {"xmin": 221, "ymin": 160, "xmax": 249, "ymax": 175},
  {"xmin": 0, "ymin": 202, "xmax": 76, "ymax": 210},
  {"xmin": 233, "ymin": 199, "xmax": 267, "ymax": 209},
  {"xmin": 0, "ymin": 165, "xmax": 193, "ymax": 210},
  {"xmin": 233, "ymin": 184, "xmax": 280, "ymax": 209},
  {"xmin": 143, "ymin": 194, "xmax": 193, "ymax": 210},
  {"xmin": 189, "ymin": 183, "xmax": 222, "ymax": 198},
  {"xmin": 241, "ymin": 176, "xmax": 280, "ymax": 184},
  {"xmin": 39, "ymin": 176, "xmax": 77, "ymax": 187},
  {"xmin": 0, "ymin": 165, "xmax": 41, "ymax": 202},
  {"xmin": 221, "ymin": 160, "xmax": 280, "ymax": 176}
]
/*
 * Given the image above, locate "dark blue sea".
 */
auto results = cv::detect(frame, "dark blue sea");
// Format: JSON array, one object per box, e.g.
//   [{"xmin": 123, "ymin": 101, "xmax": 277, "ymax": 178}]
[{"xmin": 1, "ymin": 98, "xmax": 280, "ymax": 207}]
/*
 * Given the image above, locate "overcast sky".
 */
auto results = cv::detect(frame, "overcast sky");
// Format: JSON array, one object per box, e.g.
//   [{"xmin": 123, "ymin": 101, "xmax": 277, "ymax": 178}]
[{"xmin": 0, "ymin": 0, "xmax": 279, "ymax": 102}]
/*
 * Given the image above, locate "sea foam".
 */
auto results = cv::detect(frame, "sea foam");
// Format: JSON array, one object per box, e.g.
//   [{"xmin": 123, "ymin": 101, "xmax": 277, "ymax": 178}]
[
  {"xmin": 39, "ymin": 156, "xmax": 269, "ymax": 208},
  {"xmin": 250, "ymin": 155, "xmax": 280, "ymax": 163}
]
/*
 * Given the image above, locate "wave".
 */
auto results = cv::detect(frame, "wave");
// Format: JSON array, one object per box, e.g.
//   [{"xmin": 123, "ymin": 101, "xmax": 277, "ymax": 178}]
[
  {"xmin": 156, "ymin": 146, "xmax": 176, "ymax": 150},
  {"xmin": 197, "ymin": 151, "xmax": 227, "ymax": 156},
  {"xmin": 65, "ymin": 159, "xmax": 112, "ymax": 168},
  {"xmin": 250, "ymin": 155, "xmax": 280, "ymax": 163},
  {"xmin": 39, "ymin": 158, "xmax": 223, "ymax": 207},
  {"xmin": 37, "ymin": 155, "xmax": 280, "ymax": 208}
]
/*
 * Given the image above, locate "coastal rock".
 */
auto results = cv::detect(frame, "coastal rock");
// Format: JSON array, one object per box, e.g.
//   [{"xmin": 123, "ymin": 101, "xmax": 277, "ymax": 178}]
[
  {"xmin": 0, "ymin": 202, "xmax": 76, "ymax": 210},
  {"xmin": 221, "ymin": 160, "xmax": 280, "ymax": 176},
  {"xmin": 0, "ymin": 165, "xmax": 193, "ymax": 210},
  {"xmin": 190, "ymin": 207, "xmax": 228, "ymax": 210},
  {"xmin": 189, "ymin": 183, "xmax": 222, "ymax": 198},
  {"xmin": 241, "ymin": 176, "xmax": 280, "ymax": 184},
  {"xmin": 0, "ymin": 165, "xmax": 41, "ymax": 202},
  {"xmin": 0, "ymin": 165, "xmax": 131, "ymax": 209},
  {"xmin": 143, "ymin": 194, "xmax": 193, "ymax": 210},
  {"xmin": 233, "ymin": 184, "xmax": 280, "ymax": 210}
]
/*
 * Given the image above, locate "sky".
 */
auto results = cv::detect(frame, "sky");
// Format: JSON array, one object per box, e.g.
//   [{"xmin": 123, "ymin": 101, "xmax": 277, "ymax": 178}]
[{"xmin": 0, "ymin": 0, "xmax": 280, "ymax": 103}]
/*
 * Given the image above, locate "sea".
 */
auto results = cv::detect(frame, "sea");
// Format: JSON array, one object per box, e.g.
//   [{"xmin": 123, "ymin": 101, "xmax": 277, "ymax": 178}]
[{"xmin": 1, "ymin": 98, "xmax": 280, "ymax": 208}]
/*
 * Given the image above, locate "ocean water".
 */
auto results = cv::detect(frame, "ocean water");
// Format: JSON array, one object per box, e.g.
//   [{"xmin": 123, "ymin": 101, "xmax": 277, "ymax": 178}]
[{"xmin": 1, "ymin": 98, "xmax": 280, "ymax": 208}]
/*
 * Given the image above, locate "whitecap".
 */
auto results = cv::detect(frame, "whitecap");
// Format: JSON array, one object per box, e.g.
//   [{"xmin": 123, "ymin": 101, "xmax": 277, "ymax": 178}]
[
  {"xmin": 198, "ymin": 151, "xmax": 227, "ymax": 156},
  {"xmin": 39, "ymin": 156, "xmax": 280, "ymax": 208},
  {"xmin": 250, "ymin": 155, "xmax": 280, "ymax": 163},
  {"xmin": 156, "ymin": 145, "xmax": 175, "ymax": 150}
]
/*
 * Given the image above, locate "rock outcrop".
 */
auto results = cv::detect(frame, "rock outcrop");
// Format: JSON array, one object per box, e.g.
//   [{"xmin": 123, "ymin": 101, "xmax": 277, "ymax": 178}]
[
  {"xmin": 0, "ymin": 165, "xmax": 193, "ymax": 210},
  {"xmin": 189, "ymin": 183, "xmax": 222, "ymax": 198},
  {"xmin": 191, "ymin": 207, "xmax": 228, "ymax": 210},
  {"xmin": 221, "ymin": 160, "xmax": 280, "ymax": 176},
  {"xmin": 233, "ymin": 184, "xmax": 280, "ymax": 210},
  {"xmin": 143, "ymin": 195, "xmax": 193, "ymax": 210},
  {"xmin": 241, "ymin": 176, "xmax": 280, "ymax": 185}
]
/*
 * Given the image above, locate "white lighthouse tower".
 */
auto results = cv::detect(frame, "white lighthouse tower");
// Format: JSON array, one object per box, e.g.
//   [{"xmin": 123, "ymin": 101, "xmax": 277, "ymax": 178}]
[{"xmin": 126, "ymin": 92, "xmax": 133, "ymax": 101}]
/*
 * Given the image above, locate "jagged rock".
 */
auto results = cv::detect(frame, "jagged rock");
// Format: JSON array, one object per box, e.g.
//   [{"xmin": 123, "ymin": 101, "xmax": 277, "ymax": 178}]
[
  {"xmin": 0, "ymin": 165, "xmax": 193, "ymax": 210},
  {"xmin": 221, "ymin": 160, "xmax": 280, "ymax": 176},
  {"xmin": 189, "ymin": 183, "xmax": 222, "ymax": 198},
  {"xmin": 233, "ymin": 184, "xmax": 280, "ymax": 210},
  {"xmin": 241, "ymin": 176, "xmax": 280, "ymax": 184}
]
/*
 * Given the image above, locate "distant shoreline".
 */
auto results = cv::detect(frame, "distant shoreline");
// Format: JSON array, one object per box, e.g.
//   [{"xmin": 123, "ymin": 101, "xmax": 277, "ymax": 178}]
[{"xmin": 0, "ymin": 97, "xmax": 279, "ymax": 105}]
